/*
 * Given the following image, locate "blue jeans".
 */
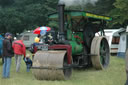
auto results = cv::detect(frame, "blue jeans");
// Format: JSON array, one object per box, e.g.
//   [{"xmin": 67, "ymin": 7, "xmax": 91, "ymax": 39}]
[
  {"xmin": 2, "ymin": 57, "xmax": 12, "ymax": 78},
  {"xmin": 26, "ymin": 64, "xmax": 31, "ymax": 72}
]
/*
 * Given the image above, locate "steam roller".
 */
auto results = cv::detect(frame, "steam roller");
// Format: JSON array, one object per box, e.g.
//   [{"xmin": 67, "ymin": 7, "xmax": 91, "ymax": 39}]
[{"xmin": 30, "ymin": 4, "xmax": 112, "ymax": 80}]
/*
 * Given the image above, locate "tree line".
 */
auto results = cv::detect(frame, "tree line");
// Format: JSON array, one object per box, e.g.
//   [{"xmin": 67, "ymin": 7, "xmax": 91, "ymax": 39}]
[{"xmin": 0, "ymin": 0, "xmax": 127, "ymax": 35}]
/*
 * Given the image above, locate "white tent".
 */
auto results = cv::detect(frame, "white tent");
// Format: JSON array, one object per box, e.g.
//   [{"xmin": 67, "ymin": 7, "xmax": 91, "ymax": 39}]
[
  {"xmin": 117, "ymin": 28, "xmax": 128, "ymax": 58},
  {"xmin": 95, "ymin": 29, "xmax": 121, "ymax": 54}
]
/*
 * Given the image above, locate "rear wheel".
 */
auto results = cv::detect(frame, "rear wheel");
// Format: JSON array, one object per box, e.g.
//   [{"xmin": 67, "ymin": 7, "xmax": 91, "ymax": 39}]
[{"xmin": 91, "ymin": 36, "xmax": 110, "ymax": 70}]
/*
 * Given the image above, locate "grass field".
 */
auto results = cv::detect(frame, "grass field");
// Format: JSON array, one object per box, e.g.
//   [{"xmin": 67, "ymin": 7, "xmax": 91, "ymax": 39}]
[{"xmin": 0, "ymin": 56, "xmax": 126, "ymax": 85}]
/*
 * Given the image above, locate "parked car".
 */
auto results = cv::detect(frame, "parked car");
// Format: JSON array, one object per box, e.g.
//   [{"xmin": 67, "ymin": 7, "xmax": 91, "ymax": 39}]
[{"xmin": 17, "ymin": 31, "xmax": 37, "ymax": 48}]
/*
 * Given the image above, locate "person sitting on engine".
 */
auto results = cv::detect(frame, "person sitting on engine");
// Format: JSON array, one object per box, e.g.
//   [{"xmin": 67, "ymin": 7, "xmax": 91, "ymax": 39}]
[
  {"xmin": 34, "ymin": 34, "xmax": 41, "ymax": 44},
  {"xmin": 29, "ymin": 34, "xmax": 41, "ymax": 60}
]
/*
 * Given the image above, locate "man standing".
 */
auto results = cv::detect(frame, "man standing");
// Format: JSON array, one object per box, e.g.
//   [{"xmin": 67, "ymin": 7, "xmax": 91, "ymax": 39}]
[
  {"xmin": 125, "ymin": 49, "xmax": 128, "ymax": 85},
  {"xmin": 2, "ymin": 33, "xmax": 14, "ymax": 78},
  {"xmin": 0, "ymin": 35, "xmax": 4, "ymax": 63},
  {"xmin": 12, "ymin": 37, "xmax": 26, "ymax": 72}
]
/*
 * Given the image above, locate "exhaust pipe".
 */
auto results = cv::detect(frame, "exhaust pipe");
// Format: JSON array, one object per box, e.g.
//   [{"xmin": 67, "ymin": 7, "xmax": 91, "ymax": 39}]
[
  {"xmin": 58, "ymin": 4, "xmax": 65, "ymax": 33},
  {"xmin": 58, "ymin": 4, "xmax": 65, "ymax": 42}
]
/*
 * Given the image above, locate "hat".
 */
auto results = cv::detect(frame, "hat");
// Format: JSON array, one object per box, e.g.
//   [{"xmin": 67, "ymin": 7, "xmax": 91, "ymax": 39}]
[
  {"xmin": 26, "ymin": 54, "xmax": 31, "ymax": 58},
  {"xmin": 5, "ymin": 32, "xmax": 12, "ymax": 37}
]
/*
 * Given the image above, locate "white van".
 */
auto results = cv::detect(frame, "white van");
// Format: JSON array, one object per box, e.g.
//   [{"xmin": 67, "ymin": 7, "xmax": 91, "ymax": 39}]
[
  {"xmin": 17, "ymin": 31, "xmax": 37, "ymax": 48},
  {"xmin": 95, "ymin": 29, "xmax": 121, "ymax": 54}
]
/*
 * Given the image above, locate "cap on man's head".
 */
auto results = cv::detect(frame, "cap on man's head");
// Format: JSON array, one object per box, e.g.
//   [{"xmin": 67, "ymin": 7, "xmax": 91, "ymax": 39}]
[{"xmin": 5, "ymin": 32, "xmax": 12, "ymax": 37}]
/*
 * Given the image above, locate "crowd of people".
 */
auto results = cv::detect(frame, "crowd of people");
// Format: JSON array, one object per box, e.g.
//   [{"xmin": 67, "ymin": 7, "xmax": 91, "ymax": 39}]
[{"xmin": 2, "ymin": 32, "xmax": 32, "ymax": 78}]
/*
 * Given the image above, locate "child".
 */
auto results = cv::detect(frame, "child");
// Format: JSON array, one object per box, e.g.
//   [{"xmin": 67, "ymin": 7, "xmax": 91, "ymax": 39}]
[{"xmin": 23, "ymin": 54, "xmax": 32, "ymax": 72}]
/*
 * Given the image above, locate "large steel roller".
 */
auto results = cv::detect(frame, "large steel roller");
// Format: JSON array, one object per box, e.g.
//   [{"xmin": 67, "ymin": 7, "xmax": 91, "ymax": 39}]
[{"xmin": 32, "ymin": 50, "xmax": 72, "ymax": 80}]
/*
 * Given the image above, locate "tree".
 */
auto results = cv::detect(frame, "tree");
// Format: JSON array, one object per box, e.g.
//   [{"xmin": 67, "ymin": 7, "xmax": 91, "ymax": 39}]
[
  {"xmin": 0, "ymin": 0, "xmax": 58, "ymax": 34},
  {"xmin": 85, "ymin": 0, "xmax": 115, "ymax": 15},
  {"xmin": 0, "ymin": 0, "xmax": 14, "ymax": 7},
  {"xmin": 109, "ymin": 0, "xmax": 128, "ymax": 27},
  {"xmin": 0, "ymin": 7, "xmax": 26, "ymax": 35}
]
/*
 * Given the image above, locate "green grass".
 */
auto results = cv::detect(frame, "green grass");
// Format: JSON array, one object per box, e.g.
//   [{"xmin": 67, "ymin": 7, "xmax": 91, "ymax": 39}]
[{"xmin": 0, "ymin": 56, "xmax": 126, "ymax": 85}]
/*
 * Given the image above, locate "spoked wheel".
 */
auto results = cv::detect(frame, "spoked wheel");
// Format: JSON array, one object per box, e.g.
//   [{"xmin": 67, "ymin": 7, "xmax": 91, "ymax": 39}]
[{"xmin": 91, "ymin": 36, "xmax": 110, "ymax": 70}]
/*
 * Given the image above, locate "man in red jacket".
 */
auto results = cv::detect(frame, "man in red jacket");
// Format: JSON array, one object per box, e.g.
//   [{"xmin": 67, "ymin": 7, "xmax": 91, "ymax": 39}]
[{"xmin": 12, "ymin": 38, "xmax": 26, "ymax": 72}]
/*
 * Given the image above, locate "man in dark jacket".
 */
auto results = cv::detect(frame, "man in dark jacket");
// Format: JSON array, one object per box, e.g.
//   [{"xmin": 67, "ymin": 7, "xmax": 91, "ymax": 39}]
[{"xmin": 2, "ymin": 33, "xmax": 14, "ymax": 78}]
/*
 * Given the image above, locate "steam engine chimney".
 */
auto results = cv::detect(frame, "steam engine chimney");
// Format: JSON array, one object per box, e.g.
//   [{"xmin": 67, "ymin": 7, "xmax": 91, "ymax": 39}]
[
  {"xmin": 58, "ymin": 4, "xmax": 65, "ymax": 33},
  {"xmin": 57, "ymin": 3, "xmax": 65, "ymax": 43}
]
